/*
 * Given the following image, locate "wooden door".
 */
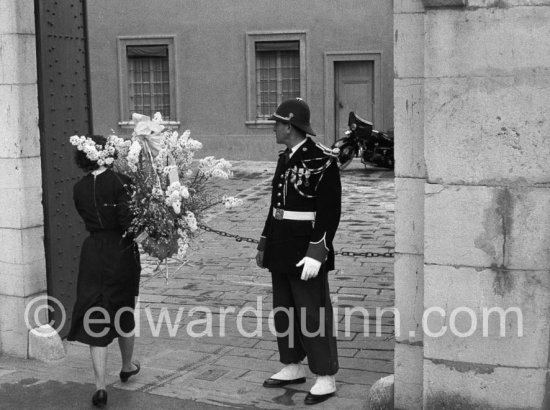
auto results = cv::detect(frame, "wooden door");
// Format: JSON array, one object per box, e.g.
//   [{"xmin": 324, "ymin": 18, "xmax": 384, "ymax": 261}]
[
  {"xmin": 334, "ymin": 61, "xmax": 374, "ymax": 139},
  {"xmin": 35, "ymin": 0, "xmax": 92, "ymax": 337}
]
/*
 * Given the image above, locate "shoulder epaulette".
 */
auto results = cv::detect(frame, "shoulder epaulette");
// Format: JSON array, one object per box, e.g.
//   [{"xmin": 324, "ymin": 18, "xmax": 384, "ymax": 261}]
[{"xmin": 315, "ymin": 142, "xmax": 340, "ymax": 158}]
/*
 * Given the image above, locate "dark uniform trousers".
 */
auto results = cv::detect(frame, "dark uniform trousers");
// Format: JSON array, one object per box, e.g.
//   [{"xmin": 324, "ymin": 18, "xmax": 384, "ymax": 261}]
[
  {"xmin": 259, "ymin": 137, "xmax": 341, "ymax": 376},
  {"xmin": 271, "ymin": 265, "xmax": 338, "ymax": 375}
]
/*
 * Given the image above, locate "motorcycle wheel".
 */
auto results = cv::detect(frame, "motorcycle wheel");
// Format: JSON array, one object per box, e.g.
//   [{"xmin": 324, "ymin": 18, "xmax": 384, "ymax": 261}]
[{"xmin": 337, "ymin": 143, "xmax": 357, "ymax": 170}]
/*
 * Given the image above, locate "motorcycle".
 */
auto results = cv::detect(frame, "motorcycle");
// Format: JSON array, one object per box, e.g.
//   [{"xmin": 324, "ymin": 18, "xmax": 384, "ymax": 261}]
[{"xmin": 332, "ymin": 112, "xmax": 394, "ymax": 170}]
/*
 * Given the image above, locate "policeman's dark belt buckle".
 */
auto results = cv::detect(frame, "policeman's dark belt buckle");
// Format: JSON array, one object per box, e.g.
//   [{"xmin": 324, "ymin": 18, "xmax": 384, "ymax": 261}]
[{"xmin": 274, "ymin": 208, "xmax": 284, "ymax": 220}]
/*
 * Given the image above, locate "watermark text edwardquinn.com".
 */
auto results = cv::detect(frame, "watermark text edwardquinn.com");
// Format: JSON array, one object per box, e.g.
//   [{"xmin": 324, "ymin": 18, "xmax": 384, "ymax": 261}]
[{"xmin": 25, "ymin": 295, "xmax": 524, "ymax": 344}]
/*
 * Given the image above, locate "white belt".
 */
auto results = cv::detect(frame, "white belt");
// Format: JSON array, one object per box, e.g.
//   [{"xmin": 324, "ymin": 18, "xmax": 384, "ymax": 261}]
[{"xmin": 273, "ymin": 208, "xmax": 315, "ymax": 221}]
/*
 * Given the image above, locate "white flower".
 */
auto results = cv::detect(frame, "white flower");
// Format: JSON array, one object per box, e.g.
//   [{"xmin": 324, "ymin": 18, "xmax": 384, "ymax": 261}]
[
  {"xmin": 69, "ymin": 135, "xmax": 81, "ymax": 145},
  {"xmin": 184, "ymin": 211, "xmax": 198, "ymax": 232},
  {"xmin": 162, "ymin": 165, "xmax": 177, "ymax": 176},
  {"xmin": 177, "ymin": 240, "xmax": 189, "ymax": 258},
  {"xmin": 169, "ymin": 131, "xmax": 179, "ymax": 146},
  {"xmin": 186, "ymin": 138, "xmax": 203, "ymax": 151},
  {"xmin": 166, "ymin": 181, "xmax": 190, "ymax": 200},
  {"xmin": 172, "ymin": 200, "xmax": 181, "ymax": 214},
  {"xmin": 211, "ymin": 168, "xmax": 229, "ymax": 179},
  {"xmin": 222, "ymin": 196, "xmax": 243, "ymax": 209},
  {"xmin": 198, "ymin": 157, "xmax": 232, "ymax": 179},
  {"xmin": 165, "ymin": 182, "xmax": 190, "ymax": 214},
  {"xmin": 152, "ymin": 112, "xmax": 163, "ymax": 123},
  {"xmin": 70, "ymin": 134, "xmax": 123, "ymax": 167},
  {"xmin": 178, "ymin": 130, "xmax": 191, "ymax": 145},
  {"xmin": 127, "ymin": 140, "xmax": 142, "ymax": 171},
  {"xmin": 180, "ymin": 186, "xmax": 190, "ymax": 199}
]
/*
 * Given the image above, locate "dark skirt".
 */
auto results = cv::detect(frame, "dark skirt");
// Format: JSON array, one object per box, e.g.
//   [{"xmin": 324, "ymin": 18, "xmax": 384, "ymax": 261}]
[{"xmin": 67, "ymin": 230, "xmax": 141, "ymax": 347}]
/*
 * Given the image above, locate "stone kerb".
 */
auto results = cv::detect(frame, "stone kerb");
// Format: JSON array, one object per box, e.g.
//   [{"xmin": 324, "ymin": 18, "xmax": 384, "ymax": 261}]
[{"xmin": 423, "ymin": 359, "xmax": 547, "ymax": 409}]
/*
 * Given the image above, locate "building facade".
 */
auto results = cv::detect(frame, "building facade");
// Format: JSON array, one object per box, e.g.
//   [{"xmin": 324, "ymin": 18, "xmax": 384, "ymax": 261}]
[{"xmin": 86, "ymin": 0, "xmax": 394, "ymax": 160}]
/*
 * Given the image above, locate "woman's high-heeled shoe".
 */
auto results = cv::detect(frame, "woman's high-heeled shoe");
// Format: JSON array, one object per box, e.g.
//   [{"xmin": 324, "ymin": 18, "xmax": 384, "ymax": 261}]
[
  {"xmin": 119, "ymin": 360, "xmax": 140, "ymax": 383},
  {"xmin": 92, "ymin": 389, "xmax": 107, "ymax": 407}
]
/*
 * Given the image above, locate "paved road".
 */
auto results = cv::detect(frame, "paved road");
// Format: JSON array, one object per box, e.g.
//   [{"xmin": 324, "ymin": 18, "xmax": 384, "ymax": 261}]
[{"xmin": 0, "ymin": 160, "xmax": 395, "ymax": 410}]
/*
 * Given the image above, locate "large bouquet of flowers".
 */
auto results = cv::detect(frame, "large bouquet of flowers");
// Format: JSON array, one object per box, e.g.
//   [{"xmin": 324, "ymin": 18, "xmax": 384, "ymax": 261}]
[{"xmin": 113, "ymin": 112, "xmax": 242, "ymax": 266}]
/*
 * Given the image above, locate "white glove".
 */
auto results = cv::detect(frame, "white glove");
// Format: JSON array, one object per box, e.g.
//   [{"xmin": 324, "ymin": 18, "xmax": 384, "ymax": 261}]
[{"xmin": 296, "ymin": 257, "xmax": 322, "ymax": 281}]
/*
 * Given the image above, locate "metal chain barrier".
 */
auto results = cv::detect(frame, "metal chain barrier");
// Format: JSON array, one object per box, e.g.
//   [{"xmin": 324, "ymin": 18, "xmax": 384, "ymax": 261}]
[{"xmin": 198, "ymin": 223, "xmax": 394, "ymax": 258}]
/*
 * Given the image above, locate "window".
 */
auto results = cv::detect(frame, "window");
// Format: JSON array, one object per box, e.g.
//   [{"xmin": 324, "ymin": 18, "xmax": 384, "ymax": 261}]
[
  {"xmin": 255, "ymin": 41, "xmax": 300, "ymax": 119},
  {"xmin": 127, "ymin": 45, "xmax": 171, "ymax": 119},
  {"xmin": 117, "ymin": 36, "xmax": 179, "ymax": 127},
  {"xmin": 246, "ymin": 32, "xmax": 307, "ymax": 126}
]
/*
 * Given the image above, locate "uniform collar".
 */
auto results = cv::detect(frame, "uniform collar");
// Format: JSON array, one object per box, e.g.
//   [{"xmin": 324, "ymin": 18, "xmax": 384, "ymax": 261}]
[
  {"xmin": 288, "ymin": 138, "xmax": 308, "ymax": 159},
  {"xmin": 284, "ymin": 137, "xmax": 313, "ymax": 170}
]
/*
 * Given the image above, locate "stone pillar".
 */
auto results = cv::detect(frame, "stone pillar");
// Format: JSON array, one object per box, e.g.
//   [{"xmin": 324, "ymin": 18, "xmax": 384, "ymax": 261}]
[
  {"xmin": 0, "ymin": 0, "xmax": 47, "ymax": 357},
  {"xmin": 395, "ymin": 0, "xmax": 550, "ymax": 408},
  {"xmin": 393, "ymin": 0, "xmax": 426, "ymax": 408},
  {"xmin": 422, "ymin": 2, "xmax": 550, "ymax": 408}
]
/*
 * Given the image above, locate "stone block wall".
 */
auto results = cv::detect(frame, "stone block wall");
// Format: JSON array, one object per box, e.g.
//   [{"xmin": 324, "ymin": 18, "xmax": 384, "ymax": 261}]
[
  {"xmin": 0, "ymin": 0, "xmax": 46, "ymax": 357},
  {"xmin": 394, "ymin": 0, "xmax": 550, "ymax": 408}
]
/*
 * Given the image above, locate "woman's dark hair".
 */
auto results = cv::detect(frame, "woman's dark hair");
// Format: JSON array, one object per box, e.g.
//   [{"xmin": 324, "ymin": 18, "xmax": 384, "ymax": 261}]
[{"xmin": 74, "ymin": 134, "xmax": 108, "ymax": 172}]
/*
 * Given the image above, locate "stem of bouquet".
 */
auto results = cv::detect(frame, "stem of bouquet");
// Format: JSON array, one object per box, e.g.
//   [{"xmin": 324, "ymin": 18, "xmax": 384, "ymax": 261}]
[
  {"xmin": 145, "ymin": 256, "xmax": 190, "ymax": 285},
  {"xmin": 197, "ymin": 199, "xmax": 223, "ymax": 214},
  {"xmin": 150, "ymin": 258, "xmax": 169, "ymax": 284}
]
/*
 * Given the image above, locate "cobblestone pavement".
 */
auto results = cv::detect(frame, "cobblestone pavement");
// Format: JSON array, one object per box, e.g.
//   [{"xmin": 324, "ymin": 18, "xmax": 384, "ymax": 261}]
[{"xmin": 0, "ymin": 160, "xmax": 395, "ymax": 410}]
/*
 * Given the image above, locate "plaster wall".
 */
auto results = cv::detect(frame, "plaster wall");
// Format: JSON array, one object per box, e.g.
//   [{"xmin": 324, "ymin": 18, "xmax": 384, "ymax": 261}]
[
  {"xmin": 0, "ymin": 0, "xmax": 46, "ymax": 357},
  {"xmin": 86, "ymin": 0, "xmax": 394, "ymax": 160}
]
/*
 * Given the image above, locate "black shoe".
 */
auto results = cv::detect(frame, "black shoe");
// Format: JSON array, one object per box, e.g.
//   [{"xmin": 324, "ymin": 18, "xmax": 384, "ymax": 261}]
[
  {"xmin": 304, "ymin": 391, "xmax": 335, "ymax": 405},
  {"xmin": 92, "ymin": 389, "xmax": 107, "ymax": 407},
  {"xmin": 263, "ymin": 377, "xmax": 306, "ymax": 388},
  {"xmin": 119, "ymin": 360, "xmax": 140, "ymax": 383}
]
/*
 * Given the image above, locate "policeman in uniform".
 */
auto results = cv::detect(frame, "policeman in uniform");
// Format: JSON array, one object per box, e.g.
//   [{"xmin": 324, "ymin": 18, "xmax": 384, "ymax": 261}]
[{"xmin": 256, "ymin": 98, "xmax": 341, "ymax": 405}]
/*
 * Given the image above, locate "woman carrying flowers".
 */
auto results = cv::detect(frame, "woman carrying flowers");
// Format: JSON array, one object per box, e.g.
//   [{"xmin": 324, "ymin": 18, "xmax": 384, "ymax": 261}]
[{"xmin": 67, "ymin": 134, "xmax": 141, "ymax": 407}]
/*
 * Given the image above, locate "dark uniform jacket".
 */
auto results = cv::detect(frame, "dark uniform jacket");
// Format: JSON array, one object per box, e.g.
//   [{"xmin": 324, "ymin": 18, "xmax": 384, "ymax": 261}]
[{"xmin": 258, "ymin": 137, "xmax": 342, "ymax": 273}]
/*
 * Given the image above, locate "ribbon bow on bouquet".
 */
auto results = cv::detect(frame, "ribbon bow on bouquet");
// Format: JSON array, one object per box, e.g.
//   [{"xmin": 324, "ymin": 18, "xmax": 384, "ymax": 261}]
[{"xmin": 132, "ymin": 112, "xmax": 180, "ymax": 186}]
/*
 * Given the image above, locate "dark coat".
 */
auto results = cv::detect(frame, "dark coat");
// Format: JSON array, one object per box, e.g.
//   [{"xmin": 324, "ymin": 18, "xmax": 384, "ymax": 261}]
[
  {"xmin": 67, "ymin": 169, "xmax": 140, "ymax": 346},
  {"xmin": 259, "ymin": 137, "xmax": 341, "ymax": 273}
]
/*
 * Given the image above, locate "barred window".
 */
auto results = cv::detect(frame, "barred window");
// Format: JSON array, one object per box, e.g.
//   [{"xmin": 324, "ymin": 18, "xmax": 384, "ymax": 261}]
[
  {"xmin": 127, "ymin": 45, "xmax": 171, "ymax": 120},
  {"xmin": 255, "ymin": 41, "xmax": 300, "ymax": 120}
]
